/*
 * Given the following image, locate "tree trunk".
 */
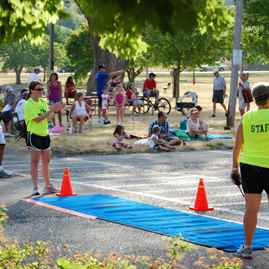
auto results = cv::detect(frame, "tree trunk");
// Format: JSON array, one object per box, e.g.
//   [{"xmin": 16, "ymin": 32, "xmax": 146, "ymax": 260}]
[
  {"xmin": 15, "ymin": 67, "xmax": 23, "ymax": 84},
  {"xmin": 126, "ymin": 66, "xmax": 144, "ymax": 83},
  {"xmin": 42, "ymin": 66, "xmax": 47, "ymax": 82},
  {"xmin": 86, "ymin": 17, "xmax": 126, "ymax": 95},
  {"xmin": 172, "ymin": 64, "xmax": 180, "ymax": 99}
]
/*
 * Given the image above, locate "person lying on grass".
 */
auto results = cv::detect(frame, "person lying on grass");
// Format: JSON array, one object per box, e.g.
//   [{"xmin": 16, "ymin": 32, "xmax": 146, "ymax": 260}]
[
  {"xmin": 149, "ymin": 125, "xmax": 176, "ymax": 152},
  {"xmin": 187, "ymin": 107, "xmax": 208, "ymax": 139},
  {"xmin": 112, "ymin": 125, "xmax": 132, "ymax": 151}
]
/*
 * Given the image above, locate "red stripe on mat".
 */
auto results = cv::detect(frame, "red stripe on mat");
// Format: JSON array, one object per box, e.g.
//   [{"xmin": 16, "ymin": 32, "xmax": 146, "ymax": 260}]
[{"xmin": 23, "ymin": 198, "xmax": 97, "ymax": 221}]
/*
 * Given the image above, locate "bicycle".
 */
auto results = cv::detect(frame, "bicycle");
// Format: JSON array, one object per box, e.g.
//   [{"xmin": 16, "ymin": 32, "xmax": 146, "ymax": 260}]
[{"xmin": 134, "ymin": 95, "xmax": 171, "ymax": 115}]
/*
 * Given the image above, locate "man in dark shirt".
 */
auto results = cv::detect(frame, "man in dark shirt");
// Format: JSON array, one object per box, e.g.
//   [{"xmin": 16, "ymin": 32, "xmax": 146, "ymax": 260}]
[{"xmin": 149, "ymin": 111, "xmax": 182, "ymax": 146}]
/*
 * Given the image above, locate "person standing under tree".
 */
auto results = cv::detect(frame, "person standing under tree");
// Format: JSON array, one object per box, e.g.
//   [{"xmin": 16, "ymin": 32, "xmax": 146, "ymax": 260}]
[
  {"xmin": 0, "ymin": 123, "xmax": 13, "ymax": 178},
  {"xmin": 24, "ymin": 81, "xmax": 64, "ymax": 196},
  {"xmin": 238, "ymin": 72, "xmax": 253, "ymax": 116},
  {"xmin": 95, "ymin": 65, "xmax": 124, "ymax": 122},
  {"xmin": 28, "ymin": 68, "xmax": 41, "ymax": 84},
  {"xmin": 231, "ymin": 83, "xmax": 269, "ymax": 259},
  {"xmin": 47, "ymin": 73, "xmax": 63, "ymax": 127},
  {"xmin": 212, "ymin": 71, "xmax": 228, "ymax": 117},
  {"xmin": 64, "ymin": 76, "xmax": 77, "ymax": 105}
]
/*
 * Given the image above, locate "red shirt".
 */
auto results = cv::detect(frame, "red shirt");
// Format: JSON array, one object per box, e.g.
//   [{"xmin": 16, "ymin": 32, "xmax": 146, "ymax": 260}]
[
  {"xmin": 143, "ymin": 79, "xmax": 156, "ymax": 90},
  {"xmin": 126, "ymin": 89, "xmax": 133, "ymax": 99}
]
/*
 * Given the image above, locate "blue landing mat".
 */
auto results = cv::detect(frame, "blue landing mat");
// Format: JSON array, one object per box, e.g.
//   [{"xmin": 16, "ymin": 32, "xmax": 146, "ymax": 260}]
[{"xmin": 34, "ymin": 194, "xmax": 269, "ymax": 252}]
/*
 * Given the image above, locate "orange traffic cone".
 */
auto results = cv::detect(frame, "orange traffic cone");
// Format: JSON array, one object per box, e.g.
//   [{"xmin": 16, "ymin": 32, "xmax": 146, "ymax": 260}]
[
  {"xmin": 57, "ymin": 168, "xmax": 77, "ymax": 197},
  {"xmin": 189, "ymin": 178, "xmax": 214, "ymax": 211}
]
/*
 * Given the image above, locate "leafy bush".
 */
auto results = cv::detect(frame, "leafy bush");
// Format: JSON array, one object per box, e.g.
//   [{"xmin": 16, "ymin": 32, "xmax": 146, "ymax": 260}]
[{"xmin": 0, "ymin": 207, "xmax": 242, "ymax": 269}]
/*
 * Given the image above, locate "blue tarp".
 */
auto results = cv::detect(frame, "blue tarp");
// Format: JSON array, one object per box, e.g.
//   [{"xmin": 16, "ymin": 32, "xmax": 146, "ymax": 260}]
[{"xmin": 34, "ymin": 194, "xmax": 269, "ymax": 252}]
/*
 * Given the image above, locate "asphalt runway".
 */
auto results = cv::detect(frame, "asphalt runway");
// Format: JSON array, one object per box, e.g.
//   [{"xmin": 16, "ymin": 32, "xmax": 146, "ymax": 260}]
[{"xmin": 2, "ymin": 149, "xmax": 269, "ymax": 260}]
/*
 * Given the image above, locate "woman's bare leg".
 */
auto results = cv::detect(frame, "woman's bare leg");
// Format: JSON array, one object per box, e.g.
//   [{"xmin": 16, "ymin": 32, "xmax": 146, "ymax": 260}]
[
  {"xmin": 244, "ymin": 194, "xmax": 262, "ymax": 247},
  {"xmin": 31, "ymin": 150, "xmax": 40, "ymax": 189},
  {"xmin": 40, "ymin": 150, "xmax": 51, "ymax": 189}
]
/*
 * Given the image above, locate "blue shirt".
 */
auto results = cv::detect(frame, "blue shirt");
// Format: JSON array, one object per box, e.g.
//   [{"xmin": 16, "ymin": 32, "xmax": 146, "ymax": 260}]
[{"xmin": 96, "ymin": 71, "xmax": 109, "ymax": 96}]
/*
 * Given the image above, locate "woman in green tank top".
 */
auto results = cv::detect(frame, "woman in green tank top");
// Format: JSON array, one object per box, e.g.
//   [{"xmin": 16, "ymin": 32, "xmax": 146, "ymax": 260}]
[
  {"xmin": 24, "ymin": 81, "xmax": 64, "ymax": 196},
  {"xmin": 232, "ymin": 84, "xmax": 269, "ymax": 258}
]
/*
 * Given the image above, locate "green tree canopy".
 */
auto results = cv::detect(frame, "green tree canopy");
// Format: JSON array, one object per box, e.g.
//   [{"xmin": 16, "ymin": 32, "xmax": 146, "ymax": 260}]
[
  {"xmin": 65, "ymin": 28, "xmax": 92, "ymax": 81},
  {"xmin": 0, "ymin": 37, "xmax": 69, "ymax": 84},
  {"xmin": 243, "ymin": 0, "xmax": 269, "ymax": 64},
  {"xmin": 144, "ymin": 0, "xmax": 232, "ymax": 97},
  {"xmin": 0, "ymin": 0, "xmax": 64, "ymax": 43},
  {"xmin": 76, "ymin": 0, "xmax": 208, "ymax": 35}
]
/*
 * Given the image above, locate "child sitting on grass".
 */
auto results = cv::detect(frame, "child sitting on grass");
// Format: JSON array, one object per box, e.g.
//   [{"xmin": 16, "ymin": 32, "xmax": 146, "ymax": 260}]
[
  {"xmin": 149, "ymin": 125, "xmax": 176, "ymax": 152},
  {"xmin": 112, "ymin": 125, "xmax": 132, "ymax": 151},
  {"xmin": 70, "ymin": 92, "xmax": 91, "ymax": 133}
]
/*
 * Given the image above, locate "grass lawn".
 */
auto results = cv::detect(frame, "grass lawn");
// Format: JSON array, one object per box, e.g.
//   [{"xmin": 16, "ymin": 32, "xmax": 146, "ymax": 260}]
[{"xmin": 2, "ymin": 70, "xmax": 268, "ymax": 156}]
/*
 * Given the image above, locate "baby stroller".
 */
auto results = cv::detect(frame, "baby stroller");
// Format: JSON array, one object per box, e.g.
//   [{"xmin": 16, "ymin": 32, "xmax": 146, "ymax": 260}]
[{"xmin": 176, "ymin": 91, "xmax": 198, "ymax": 112}]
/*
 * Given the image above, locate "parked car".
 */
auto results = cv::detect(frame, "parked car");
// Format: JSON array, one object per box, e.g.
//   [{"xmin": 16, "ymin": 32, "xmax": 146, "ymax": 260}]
[{"xmin": 218, "ymin": 64, "xmax": 228, "ymax": 71}]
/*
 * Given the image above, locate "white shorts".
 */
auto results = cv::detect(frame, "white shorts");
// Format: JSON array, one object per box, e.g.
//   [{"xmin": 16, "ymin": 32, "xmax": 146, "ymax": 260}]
[{"xmin": 0, "ymin": 125, "xmax": 6, "ymax": 145}]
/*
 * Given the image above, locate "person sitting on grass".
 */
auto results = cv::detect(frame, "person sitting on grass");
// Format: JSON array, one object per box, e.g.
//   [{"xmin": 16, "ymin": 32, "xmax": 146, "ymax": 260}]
[
  {"xmin": 112, "ymin": 125, "xmax": 132, "ymax": 151},
  {"xmin": 70, "ymin": 92, "xmax": 91, "ymax": 133},
  {"xmin": 149, "ymin": 111, "xmax": 182, "ymax": 146},
  {"xmin": 179, "ymin": 105, "xmax": 203, "ymax": 130},
  {"xmin": 187, "ymin": 107, "xmax": 208, "ymax": 139},
  {"xmin": 149, "ymin": 125, "xmax": 176, "ymax": 152}
]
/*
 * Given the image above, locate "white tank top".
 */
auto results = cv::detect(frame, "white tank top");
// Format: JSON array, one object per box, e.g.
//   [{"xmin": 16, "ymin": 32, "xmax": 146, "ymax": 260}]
[
  {"xmin": 73, "ymin": 101, "xmax": 87, "ymax": 116},
  {"xmin": 187, "ymin": 118, "xmax": 201, "ymax": 132}
]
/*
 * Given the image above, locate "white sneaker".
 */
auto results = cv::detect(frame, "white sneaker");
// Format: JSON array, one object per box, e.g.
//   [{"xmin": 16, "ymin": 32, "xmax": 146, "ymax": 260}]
[
  {"xmin": 235, "ymin": 245, "xmax": 253, "ymax": 259},
  {"xmin": 43, "ymin": 184, "xmax": 58, "ymax": 195},
  {"xmin": 32, "ymin": 187, "xmax": 40, "ymax": 196}
]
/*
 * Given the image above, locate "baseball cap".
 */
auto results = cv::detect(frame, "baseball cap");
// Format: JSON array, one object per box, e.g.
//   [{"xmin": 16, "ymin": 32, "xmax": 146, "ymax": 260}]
[{"xmin": 98, "ymin": 64, "xmax": 106, "ymax": 70}]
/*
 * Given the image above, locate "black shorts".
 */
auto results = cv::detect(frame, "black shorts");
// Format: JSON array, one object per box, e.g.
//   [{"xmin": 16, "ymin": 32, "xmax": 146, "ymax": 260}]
[
  {"xmin": 0, "ymin": 111, "xmax": 13, "ymax": 123},
  {"xmin": 26, "ymin": 133, "xmax": 51, "ymax": 151},
  {"xmin": 212, "ymin": 90, "xmax": 224, "ymax": 104},
  {"xmin": 240, "ymin": 163, "xmax": 269, "ymax": 194},
  {"xmin": 98, "ymin": 96, "xmax": 102, "ymax": 108}
]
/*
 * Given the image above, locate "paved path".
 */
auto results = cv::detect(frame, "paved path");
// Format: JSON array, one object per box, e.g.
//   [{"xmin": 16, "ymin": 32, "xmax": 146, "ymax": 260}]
[{"xmin": 1, "ymin": 150, "xmax": 269, "ymax": 266}]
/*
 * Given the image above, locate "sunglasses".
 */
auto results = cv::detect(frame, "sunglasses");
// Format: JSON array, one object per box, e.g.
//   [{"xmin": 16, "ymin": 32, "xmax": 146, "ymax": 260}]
[{"xmin": 33, "ymin": 87, "xmax": 44, "ymax": 91}]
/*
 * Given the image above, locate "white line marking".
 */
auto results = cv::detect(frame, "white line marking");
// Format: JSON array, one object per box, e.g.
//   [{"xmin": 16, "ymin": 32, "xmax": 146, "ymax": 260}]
[
  {"xmin": 51, "ymin": 177, "xmax": 269, "ymax": 229},
  {"xmin": 210, "ymin": 150, "xmax": 232, "ymax": 156},
  {"xmin": 146, "ymin": 187, "xmax": 241, "ymax": 196},
  {"xmin": 51, "ymin": 178, "xmax": 189, "ymax": 205}
]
